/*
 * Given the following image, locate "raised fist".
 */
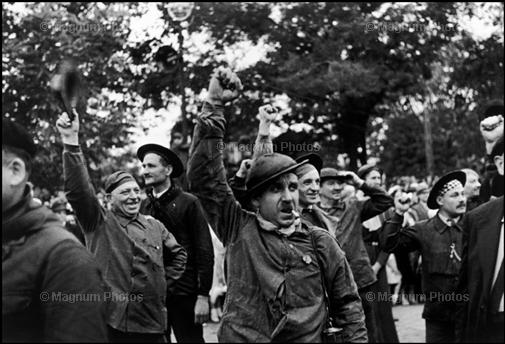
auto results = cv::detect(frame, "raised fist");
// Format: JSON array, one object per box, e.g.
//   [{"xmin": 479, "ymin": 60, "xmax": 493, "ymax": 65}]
[
  {"xmin": 236, "ymin": 159, "xmax": 252, "ymax": 178},
  {"xmin": 207, "ymin": 67, "xmax": 243, "ymax": 104},
  {"xmin": 480, "ymin": 115, "xmax": 504, "ymax": 154},
  {"xmin": 56, "ymin": 110, "xmax": 79, "ymax": 145},
  {"xmin": 258, "ymin": 104, "xmax": 279, "ymax": 123}
]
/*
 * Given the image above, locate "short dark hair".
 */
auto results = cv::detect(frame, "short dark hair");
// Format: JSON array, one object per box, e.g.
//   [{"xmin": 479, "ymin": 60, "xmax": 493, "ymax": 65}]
[
  {"xmin": 2, "ymin": 145, "xmax": 32, "ymax": 175},
  {"xmin": 491, "ymin": 135, "xmax": 504, "ymax": 158}
]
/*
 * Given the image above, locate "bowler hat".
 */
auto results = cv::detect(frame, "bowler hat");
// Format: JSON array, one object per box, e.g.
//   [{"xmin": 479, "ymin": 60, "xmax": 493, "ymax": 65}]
[
  {"xmin": 137, "ymin": 143, "xmax": 184, "ymax": 177},
  {"xmin": 357, "ymin": 163, "xmax": 381, "ymax": 179},
  {"xmin": 295, "ymin": 153, "xmax": 323, "ymax": 172},
  {"xmin": 246, "ymin": 153, "xmax": 310, "ymax": 195},
  {"xmin": 427, "ymin": 171, "xmax": 466, "ymax": 209}
]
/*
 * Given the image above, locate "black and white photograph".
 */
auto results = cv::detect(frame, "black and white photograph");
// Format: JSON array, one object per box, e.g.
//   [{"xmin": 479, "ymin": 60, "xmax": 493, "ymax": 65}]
[{"xmin": 2, "ymin": 2, "xmax": 504, "ymax": 343}]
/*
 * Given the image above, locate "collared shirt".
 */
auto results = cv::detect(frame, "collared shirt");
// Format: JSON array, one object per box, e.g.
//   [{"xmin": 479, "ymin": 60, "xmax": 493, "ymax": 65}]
[
  {"xmin": 152, "ymin": 186, "xmax": 170, "ymax": 199},
  {"xmin": 63, "ymin": 145, "xmax": 187, "ymax": 334},
  {"xmin": 492, "ymin": 217, "xmax": 504, "ymax": 312}
]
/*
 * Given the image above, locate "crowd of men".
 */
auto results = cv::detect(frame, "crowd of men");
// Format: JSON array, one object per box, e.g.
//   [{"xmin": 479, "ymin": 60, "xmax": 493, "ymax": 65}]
[{"xmin": 2, "ymin": 67, "xmax": 504, "ymax": 343}]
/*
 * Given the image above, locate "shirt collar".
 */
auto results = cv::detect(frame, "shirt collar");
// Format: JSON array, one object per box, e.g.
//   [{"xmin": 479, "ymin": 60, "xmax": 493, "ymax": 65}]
[
  {"xmin": 113, "ymin": 210, "xmax": 146, "ymax": 229},
  {"xmin": 153, "ymin": 186, "xmax": 170, "ymax": 199},
  {"xmin": 435, "ymin": 212, "xmax": 462, "ymax": 233}
]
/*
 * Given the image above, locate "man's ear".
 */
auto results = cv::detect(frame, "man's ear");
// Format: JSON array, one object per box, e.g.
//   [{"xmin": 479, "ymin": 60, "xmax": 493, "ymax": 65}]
[
  {"xmin": 436, "ymin": 195, "xmax": 444, "ymax": 208},
  {"xmin": 166, "ymin": 164, "xmax": 173, "ymax": 177},
  {"xmin": 5, "ymin": 157, "xmax": 27, "ymax": 187},
  {"xmin": 105, "ymin": 193, "xmax": 113, "ymax": 202},
  {"xmin": 251, "ymin": 197, "xmax": 260, "ymax": 209}
]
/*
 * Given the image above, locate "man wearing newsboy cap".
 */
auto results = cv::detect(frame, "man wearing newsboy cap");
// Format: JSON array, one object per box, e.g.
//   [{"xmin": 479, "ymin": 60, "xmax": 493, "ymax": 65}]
[
  {"xmin": 381, "ymin": 170, "xmax": 467, "ymax": 342},
  {"xmin": 187, "ymin": 67, "xmax": 367, "ymax": 342},
  {"xmin": 56, "ymin": 111, "xmax": 187, "ymax": 342}
]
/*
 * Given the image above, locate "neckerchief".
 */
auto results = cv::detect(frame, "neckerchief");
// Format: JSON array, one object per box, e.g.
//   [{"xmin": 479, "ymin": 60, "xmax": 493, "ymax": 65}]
[{"xmin": 256, "ymin": 211, "xmax": 300, "ymax": 237}]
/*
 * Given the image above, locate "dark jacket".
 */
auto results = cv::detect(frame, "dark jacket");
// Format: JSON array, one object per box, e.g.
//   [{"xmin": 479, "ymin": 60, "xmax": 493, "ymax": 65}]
[
  {"xmin": 63, "ymin": 144, "xmax": 187, "ymax": 333},
  {"xmin": 187, "ymin": 102, "xmax": 367, "ymax": 342},
  {"xmin": 455, "ymin": 197, "xmax": 504, "ymax": 342},
  {"xmin": 323, "ymin": 189, "xmax": 394, "ymax": 290},
  {"xmin": 141, "ymin": 186, "xmax": 214, "ymax": 296},
  {"xmin": 2, "ymin": 187, "xmax": 107, "ymax": 342},
  {"xmin": 382, "ymin": 212, "xmax": 464, "ymax": 322}
]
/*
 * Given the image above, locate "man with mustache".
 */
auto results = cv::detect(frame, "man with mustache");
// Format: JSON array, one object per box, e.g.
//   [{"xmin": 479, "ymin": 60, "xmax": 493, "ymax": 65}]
[
  {"xmin": 137, "ymin": 142, "xmax": 214, "ymax": 343},
  {"xmin": 56, "ymin": 111, "xmax": 187, "ymax": 342},
  {"xmin": 381, "ymin": 170, "xmax": 467, "ymax": 343},
  {"xmin": 187, "ymin": 67, "xmax": 367, "ymax": 342}
]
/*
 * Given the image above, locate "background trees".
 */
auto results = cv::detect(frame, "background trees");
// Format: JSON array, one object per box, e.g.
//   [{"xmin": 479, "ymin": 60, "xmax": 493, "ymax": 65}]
[{"xmin": 3, "ymin": 2, "xmax": 503, "ymax": 191}]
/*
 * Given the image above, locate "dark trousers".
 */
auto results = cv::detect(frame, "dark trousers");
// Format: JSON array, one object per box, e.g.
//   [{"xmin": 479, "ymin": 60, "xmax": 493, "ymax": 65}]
[
  {"xmin": 425, "ymin": 320, "xmax": 455, "ymax": 343},
  {"xmin": 481, "ymin": 312, "xmax": 504, "ymax": 343},
  {"xmin": 359, "ymin": 284, "xmax": 378, "ymax": 343},
  {"xmin": 166, "ymin": 294, "xmax": 204, "ymax": 343},
  {"xmin": 372, "ymin": 268, "xmax": 399, "ymax": 342},
  {"xmin": 108, "ymin": 326, "xmax": 166, "ymax": 343}
]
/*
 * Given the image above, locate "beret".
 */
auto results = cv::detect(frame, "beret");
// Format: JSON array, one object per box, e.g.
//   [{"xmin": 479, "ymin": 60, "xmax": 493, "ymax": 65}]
[
  {"xmin": 2, "ymin": 119, "xmax": 37, "ymax": 158},
  {"xmin": 427, "ymin": 171, "xmax": 466, "ymax": 209},
  {"xmin": 105, "ymin": 171, "xmax": 137, "ymax": 193}
]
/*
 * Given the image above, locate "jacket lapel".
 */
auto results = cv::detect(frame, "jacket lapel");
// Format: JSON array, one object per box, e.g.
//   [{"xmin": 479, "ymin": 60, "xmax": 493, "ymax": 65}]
[{"xmin": 478, "ymin": 199, "xmax": 504, "ymax": 294}]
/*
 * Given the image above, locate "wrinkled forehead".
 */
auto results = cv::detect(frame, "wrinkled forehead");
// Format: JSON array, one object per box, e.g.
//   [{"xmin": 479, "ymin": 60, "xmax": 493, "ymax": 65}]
[
  {"xmin": 298, "ymin": 169, "xmax": 320, "ymax": 183},
  {"xmin": 112, "ymin": 180, "xmax": 140, "ymax": 194}
]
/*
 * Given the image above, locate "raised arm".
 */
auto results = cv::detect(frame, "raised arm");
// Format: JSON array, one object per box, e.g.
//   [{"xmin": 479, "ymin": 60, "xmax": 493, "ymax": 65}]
[
  {"xmin": 252, "ymin": 104, "xmax": 278, "ymax": 160},
  {"xmin": 56, "ymin": 111, "xmax": 104, "ymax": 233},
  {"xmin": 359, "ymin": 183, "xmax": 394, "ymax": 222},
  {"xmin": 187, "ymin": 68, "xmax": 248, "ymax": 246}
]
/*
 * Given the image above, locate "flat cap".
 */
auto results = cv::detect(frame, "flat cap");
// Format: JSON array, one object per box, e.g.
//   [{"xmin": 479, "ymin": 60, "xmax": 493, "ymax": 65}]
[
  {"xmin": 105, "ymin": 171, "xmax": 137, "ymax": 193},
  {"xmin": 357, "ymin": 163, "xmax": 381, "ymax": 179}
]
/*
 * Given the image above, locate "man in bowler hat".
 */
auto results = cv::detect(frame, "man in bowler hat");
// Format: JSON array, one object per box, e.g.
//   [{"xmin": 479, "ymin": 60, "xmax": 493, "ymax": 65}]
[
  {"xmin": 382, "ymin": 170, "xmax": 467, "ymax": 342},
  {"xmin": 137, "ymin": 142, "xmax": 214, "ymax": 343},
  {"xmin": 187, "ymin": 67, "xmax": 367, "ymax": 342}
]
